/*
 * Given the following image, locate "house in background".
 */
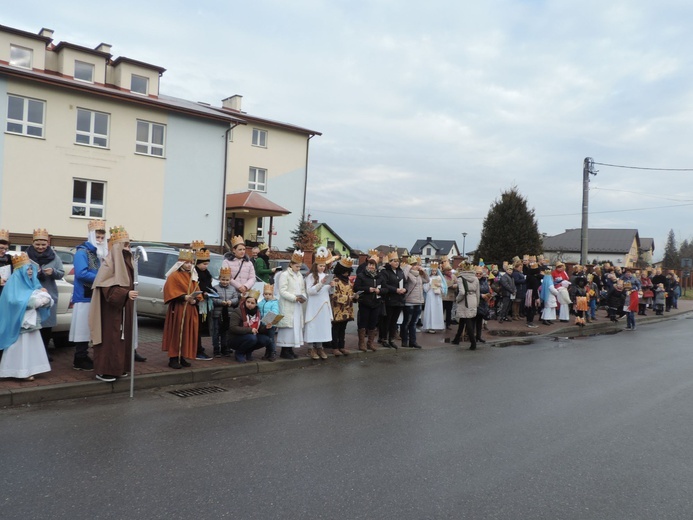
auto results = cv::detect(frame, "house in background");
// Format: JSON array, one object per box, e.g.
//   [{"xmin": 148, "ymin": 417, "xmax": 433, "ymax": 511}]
[
  {"xmin": 410, "ymin": 237, "xmax": 461, "ymax": 264},
  {"xmin": 374, "ymin": 245, "xmax": 410, "ymax": 261},
  {"xmin": 639, "ymin": 237, "xmax": 655, "ymax": 265},
  {"xmin": 311, "ymin": 221, "xmax": 353, "ymax": 257},
  {"xmin": 0, "ymin": 23, "xmax": 319, "ymax": 250},
  {"xmin": 542, "ymin": 229, "xmax": 652, "ymax": 267}
]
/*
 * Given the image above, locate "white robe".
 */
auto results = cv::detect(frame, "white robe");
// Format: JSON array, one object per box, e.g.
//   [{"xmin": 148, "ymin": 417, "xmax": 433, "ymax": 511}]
[
  {"xmin": 69, "ymin": 301, "xmax": 92, "ymax": 342},
  {"xmin": 276, "ymin": 269, "xmax": 306, "ymax": 348},
  {"xmin": 421, "ymin": 277, "xmax": 445, "ymax": 330},
  {"xmin": 303, "ymin": 273, "xmax": 333, "ymax": 343},
  {"xmin": 541, "ymin": 285, "xmax": 559, "ymax": 320},
  {"xmin": 0, "ymin": 330, "xmax": 51, "ymax": 379}
]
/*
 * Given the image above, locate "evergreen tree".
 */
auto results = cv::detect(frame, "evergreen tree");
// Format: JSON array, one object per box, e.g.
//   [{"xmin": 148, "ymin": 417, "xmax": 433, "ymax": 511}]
[
  {"xmin": 662, "ymin": 229, "xmax": 679, "ymax": 269},
  {"xmin": 288, "ymin": 216, "xmax": 319, "ymax": 252},
  {"xmin": 474, "ymin": 186, "xmax": 543, "ymax": 265},
  {"xmin": 679, "ymin": 238, "xmax": 693, "ymax": 262}
]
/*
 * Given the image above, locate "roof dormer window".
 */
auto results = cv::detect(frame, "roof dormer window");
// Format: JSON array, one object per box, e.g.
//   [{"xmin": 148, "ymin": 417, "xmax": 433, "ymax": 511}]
[
  {"xmin": 10, "ymin": 45, "xmax": 32, "ymax": 69},
  {"xmin": 131, "ymin": 74, "xmax": 148, "ymax": 95},
  {"xmin": 74, "ymin": 60, "xmax": 94, "ymax": 83}
]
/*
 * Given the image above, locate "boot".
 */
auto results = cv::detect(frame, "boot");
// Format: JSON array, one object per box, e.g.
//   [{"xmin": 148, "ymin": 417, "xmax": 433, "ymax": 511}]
[
  {"xmin": 339, "ymin": 348, "xmax": 350, "ymax": 356},
  {"xmin": 308, "ymin": 348, "xmax": 320, "ymax": 360},
  {"xmin": 366, "ymin": 329, "xmax": 378, "ymax": 351},
  {"xmin": 317, "ymin": 347, "xmax": 328, "ymax": 360},
  {"xmin": 358, "ymin": 328, "xmax": 367, "ymax": 352},
  {"xmin": 333, "ymin": 347, "xmax": 343, "ymax": 357}
]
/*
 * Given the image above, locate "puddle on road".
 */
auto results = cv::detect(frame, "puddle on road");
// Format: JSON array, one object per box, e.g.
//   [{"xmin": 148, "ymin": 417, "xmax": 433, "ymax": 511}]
[{"xmin": 551, "ymin": 329, "xmax": 623, "ymax": 341}]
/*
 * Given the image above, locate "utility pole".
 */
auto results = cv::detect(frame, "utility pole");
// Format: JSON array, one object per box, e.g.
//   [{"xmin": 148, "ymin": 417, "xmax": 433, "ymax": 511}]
[{"xmin": 580, "ymin": 157, "xmax": 597, "ymax": 265}]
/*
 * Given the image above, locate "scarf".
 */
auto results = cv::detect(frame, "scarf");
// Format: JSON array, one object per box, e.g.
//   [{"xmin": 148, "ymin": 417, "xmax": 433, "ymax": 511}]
[
  {"xmin": 26, "ymin": 245, "xmax": 56, "ymax": 266},
  {"xmin": 241, "ymin": 301, "xmax": 261, "ymax": 329}
]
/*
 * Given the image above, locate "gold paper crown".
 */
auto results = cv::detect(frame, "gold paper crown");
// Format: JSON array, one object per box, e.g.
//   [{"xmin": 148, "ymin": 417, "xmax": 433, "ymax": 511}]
[
  {"xmin": 263, "ymin": 283, "xmax": 274, "ymax": 293},
  {"xmin": 409, "ymin": 255, "xmax": 421, "ymax": 265},
  {"xmin": 219, "ymin": 266, "xmax": 231, "ymax": 277},
  {"xmin": 441, "ymin": 261, "xmax": 452, "ymax": 271},
  {"xmin": 246, "ymin": 289, "xmax": 261, "ymax": 301},
  {"xmin": 368, "ymin": 248, "xmax": 379, "ymax": 258},
  {"xmin": 231, "ymin": 235, "xmax": 245, "ymax": 248},
  {"xmin": 512, "ymin": 256, "xmax": 521, "ymax": 264},
  {"xmin": 0, "ymin": 229, "xmax": 9, "ymax": 242},
  {"xmin": 314, "ymin": 247, "xmax": 332, "ymax": 265},
  {"xmin": 459, "ymin": 261, "xmax": 474, "ymax": 271},
  {"xmin": 33, "ymin": 228, "xmax": 49, "ymax": 241},
  {"xmin": 529, "ymin": 255, "xmax": 537, "ymax": 262},
  {"xmin": 178, "ymin": 249, "xmax": 195, "ymax": 262},
  {"xmin": 387, "ymin": 251, "xmax": 399, "ymax": 262},
  {"xmin": 291, "ymin": 249, "xmax": 304, "ymax": 264},
  {"xmin": 109, "ymin": 226, "xmax": 129, "ymax": 244},
  {"xmin": 12, "ymin": 252, "xmax": 30, "ymax": 269},
  {"xmin": 522, "ymin": 254, "xmax": 529, "ymax": 261},
  {"xmin": 88, "ymin": 220, "xmax": 106, "ymax": 232},
  {"xmin": 190, "ymin": 240, "xmax": 205, "ymax": 251},
  {"xmin": 196, "ymin": 249, "xmax": 211, "ymax": 261},
  {"xmin": 430, "ymin": 261, "xmax": 439, "ymax": 269},
  {"xmin": 258, "ymin": 243, "xmax": 269, "ymax": 252},
  {"xmin": 339, "ymin": 257, "xmax": 354, "ymax": 269}
]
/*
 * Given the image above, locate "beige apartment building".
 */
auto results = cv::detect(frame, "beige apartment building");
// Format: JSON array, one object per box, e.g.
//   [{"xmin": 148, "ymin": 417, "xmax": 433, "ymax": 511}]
[{"xmin": 0, "ymin": 23, "xmax": 320, "ymax": 251}]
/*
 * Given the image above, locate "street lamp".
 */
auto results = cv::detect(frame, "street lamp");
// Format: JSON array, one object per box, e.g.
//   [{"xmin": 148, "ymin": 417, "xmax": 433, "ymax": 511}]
[{"xmin": 462, "ymin": 232, "xmax": 467, "ymax": 258}]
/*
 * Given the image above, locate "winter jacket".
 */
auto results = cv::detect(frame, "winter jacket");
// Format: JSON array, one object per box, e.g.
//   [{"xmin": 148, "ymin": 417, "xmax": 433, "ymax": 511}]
[
  {"xmin": 211, "ymin": 284, "xmax": 240, "ymax": 319},
  {"xmin": 455, "ymin": 271, "xmax": 480, "ymax": 319},
  {"xmin": 354, "ymin": 269, "xmax": 386, "ymax": 309},
  {"xmin": 500, "ymin": 272, "xmax": 516, "ymax": 297},
  {"xmin": 606, "ymin": 287, "xmax": 626, "ymax": 310},
  {"xmin": 221, "ymin": 253, "xmax": 256, "ymax": 292},
  {"xmin": 381, "ymin": 264, "xmax": 406, "ymax": 307},
  {"xmin": 404, "ymin": 267, "xmax": 429, "ymax": 305},
  {"xmin": 72, "ymin": 241, "xmax": 100, "ymax": 303}
]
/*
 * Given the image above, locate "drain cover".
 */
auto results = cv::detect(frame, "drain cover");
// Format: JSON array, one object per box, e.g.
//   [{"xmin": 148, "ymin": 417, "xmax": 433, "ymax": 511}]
[{"xmin": 169, "ymin": 386, "xmax": 227, "ymax": 398}]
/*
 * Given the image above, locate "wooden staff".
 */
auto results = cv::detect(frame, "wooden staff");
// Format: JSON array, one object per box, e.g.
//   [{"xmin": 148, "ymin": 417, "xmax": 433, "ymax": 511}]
[{"xmin": 130, "ymin": 246, "xmax": 147, "ymax": 398}]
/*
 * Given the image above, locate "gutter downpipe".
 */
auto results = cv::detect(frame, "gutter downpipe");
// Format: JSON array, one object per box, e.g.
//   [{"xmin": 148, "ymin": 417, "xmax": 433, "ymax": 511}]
[{"xmin": 302, "ymin": 134, "xmax": 315, "ymax": 220}]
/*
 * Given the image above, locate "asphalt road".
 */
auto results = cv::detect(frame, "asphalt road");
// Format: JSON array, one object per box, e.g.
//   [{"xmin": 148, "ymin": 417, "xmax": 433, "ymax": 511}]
[{"xmin": 2, "ymin": 315, "xmax": 692, "ymax": 520}]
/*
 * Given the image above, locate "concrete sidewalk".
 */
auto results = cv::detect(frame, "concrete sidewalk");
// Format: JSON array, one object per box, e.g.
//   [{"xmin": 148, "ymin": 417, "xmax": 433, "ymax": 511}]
[{"xmin": 1, "ymin": 300, "xmax": 691, "ymax": 407}]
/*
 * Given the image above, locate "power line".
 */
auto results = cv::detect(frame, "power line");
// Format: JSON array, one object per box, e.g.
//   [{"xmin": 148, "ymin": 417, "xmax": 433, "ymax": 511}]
[
  {"xmin": 592, "ymin": 187, "xmax": 693, "ymax": 203},
  {"xmin": 593, "ymin": 161, "xmax": 693, "ymax": 172}
]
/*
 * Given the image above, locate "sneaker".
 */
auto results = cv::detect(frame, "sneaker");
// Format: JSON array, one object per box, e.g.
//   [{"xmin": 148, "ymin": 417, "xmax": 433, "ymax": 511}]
[
  {"xmin": 96, "ymin": 374, "xmax": 116, "ymax": 382},
  {"xmin": 196, "ymin": 353, "xmax": 213, "ymax": 361},
  {"xmin": 73, "ymin": 356, "xmax": 94, "ymax": 371},
  {"xmin": 527, "ymin": 323, "xmax": 539, "ymax": 328},
  {"xmin": 234, "ymin": 354, "xmax": 247, "ymax": 363},
  {"xmin": 179, "ymin": 358, "xmax": 191, "ymax": 367}
]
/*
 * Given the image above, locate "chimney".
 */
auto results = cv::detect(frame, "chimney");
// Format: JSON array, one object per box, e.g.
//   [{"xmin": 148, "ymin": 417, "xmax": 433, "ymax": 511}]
[
  {"xmin": 222, "ymin": 95, "xmax": 243, "ymax": 111},
  {"xmin": 426, "ymin": 237, "xmax": 432, "ymax": 242},
  {"xmin": 39, "ymin": 28, "xmax": 54, "ymax": 39},
  {"xmin": 95, "ymin": 42, "xmax": 112, "ymax": 54}
]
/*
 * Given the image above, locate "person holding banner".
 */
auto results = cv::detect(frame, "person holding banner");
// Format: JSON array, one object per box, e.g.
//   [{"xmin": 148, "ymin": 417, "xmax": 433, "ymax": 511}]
[{"xmin": 88, "ymin": 226, "xmax": 138, "ymax": 383}]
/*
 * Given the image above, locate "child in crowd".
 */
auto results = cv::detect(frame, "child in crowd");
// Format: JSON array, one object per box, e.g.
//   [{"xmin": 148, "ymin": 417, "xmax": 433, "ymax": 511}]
[
  {"xmin": 258, "ymin": 284, "xmax": 279, "ymax": 361},
  {"xmin": 654, "ymin": 283, "xmax": 666, "ymax": 315},
  {"xmin": 211, "ymin": 267, "xmax": 239, "ymax": 357},
  {"xmin": 556, "ymin": 280, "xmax": 572, "ymax": 322},
  {"xmin": 625, "ymin": 283, "xmax": 639, "ymax": 331}
]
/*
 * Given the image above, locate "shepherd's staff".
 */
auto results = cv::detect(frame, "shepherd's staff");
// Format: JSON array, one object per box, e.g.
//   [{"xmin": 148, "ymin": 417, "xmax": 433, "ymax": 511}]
[
  {"xmin": 130, "ymin": 246, "xmax": 147, "ymax": 398},
  {"xmin": 178, "ymin": 249, "xmax": 198, "ymax": 363}
]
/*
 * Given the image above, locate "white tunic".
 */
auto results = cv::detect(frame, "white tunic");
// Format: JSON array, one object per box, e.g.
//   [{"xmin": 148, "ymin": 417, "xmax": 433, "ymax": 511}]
[
  {"xmin": 303, "ymin": 273, "xmax": 333, "ymax": 343},
  {"xmin": 69, "ymin": 302, "xmax": 92, "ymax": 342},
  {"xmin": 276, "ymin": 269, "xmax": 306, "ymax": 348},
  {"xmin": 421, "ymin": 276, "xmax": 445, "ymax": 330},
  {"xmin": 0, "ymin": 330, "xmax": 51, "ymax": 379}
]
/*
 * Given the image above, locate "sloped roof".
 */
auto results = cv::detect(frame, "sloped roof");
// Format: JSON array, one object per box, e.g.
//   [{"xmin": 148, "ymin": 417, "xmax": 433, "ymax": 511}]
[
  {"xmin": 225, "ymin": 191, "xmax": 290, "ymax": 216},
  {"xmin": 375, "ymin": 245, "xmax": 410, "ymax": 256},
  {"xmin": 410, "ymin": 238, "xmax": 459, "ymax": 256},
  {"xmin": 640, "ymin": 237, "xmax": 655, "ymax": 253},
  {"xmin": 543, "ymin": 229, "xmax": 639, "ymax": 254}
]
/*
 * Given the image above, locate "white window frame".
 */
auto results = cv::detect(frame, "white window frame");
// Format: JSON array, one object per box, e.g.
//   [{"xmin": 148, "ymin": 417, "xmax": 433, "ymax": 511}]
[
  {"xmin": 75, "ymin": 108, "xmax": 109, "ymax": 148},
  {"xmin": 131, "ymin": 74, "xmax": 149, "ymax": 95},
  {"xmin": 10, "ymin": 45, "xmax": 32, "ymax": 69},
  {"xmin": 252, "ymin": 128, "xmax": 267, "ymax": 148},
  {"xmin": 248, "ymin": 167, "xmax": 267, "ymax": 192},
  {"xmin": 135, "ymin": 120, "xmax": 166, "ymax": 157},
  {"xmin": 6, "ymin": 95, "xmax": 45, "ymax": 138},
  {"xmin": 74, "ymin": 60, "xmax": 95, "ymax": 83},
  {"xmin": 72, "ymin": 179, "xmax": 106, "ymax": 218}
]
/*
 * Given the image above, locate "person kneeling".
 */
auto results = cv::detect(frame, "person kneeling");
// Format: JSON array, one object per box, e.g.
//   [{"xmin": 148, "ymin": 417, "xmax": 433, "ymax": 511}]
[{"xmin": 229, "ymin": 291, "xmax": 274, "ymax": 363}]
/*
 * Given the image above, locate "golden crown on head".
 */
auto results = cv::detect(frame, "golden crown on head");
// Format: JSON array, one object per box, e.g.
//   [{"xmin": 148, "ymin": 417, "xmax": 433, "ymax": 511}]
[
  {"xmin": 368, "ymin": 248, "xmax": 379, "ymax": 258},
  {"xmin": 409, "ymin": 255, "xmax": 421, "ymax": 265},
  {"xmin": 178, "ymin": 249, "xmax": 195, "ymax": 262},
  {"xmin": 263, "ymin": 283, "xmax": 274, "ymax": 293},
  {"xmin": 88, "ymin": 220, "xmax": 106, "ymax": 232},
  {"xmin": 339, "ymin": 256, "xmax": 354, "ymax": 269},
  {"xmin": 231, "ymin": 235, "xmax": 245, "ymax": 248},
  {"xmin": 219, "ymin": 266, "xmax": 231, "ymax": 277},
  {"xmin": 109, "ymin": 226, "xmax": 129, "ymax": 244},
  {"xmin": 314, "ymin": 247, "xmax": 332, "ymax": 265},
  {"xmin": 12, "ymin": 252, "xmax": 30, "ymax": 269},
  {"xmin": 387, "ymin": 251, "xmax": 399, "ymax": 262},
  {"xmin": 0, "ymin": 229, "xmax": 9, "ymax": 242},
  {"xmin": 258, "ymin": 243, "xmax": 269, "ymax": 252},
  {"xmin": 430, "ymin": 260, "xmax": 439, "ymax": 269},
  {"xmin": 33, "ymin": 228, "xmax": 49, "ymax": 241},
  {"xmin": 190, "ymin": 240, "xmax": 205, "ymax": 251},
  {"xmin": 246, "ymin": 289, "xmax": 261, "ymax": 301},
  {"xmin": 196, "ymin": 249, "xmax": 211, "ymax": 261},
  {"xmin": 291, "ymin": 249, "xmax": 304, "ymax": 264}
]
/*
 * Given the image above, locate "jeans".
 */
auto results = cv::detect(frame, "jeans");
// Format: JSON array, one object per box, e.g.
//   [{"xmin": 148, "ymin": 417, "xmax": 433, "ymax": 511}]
[
  {"xmin": 626, "ymin": 311, "xmax": 636, "ymax": 329},
  {"xmin": 230, "ymin": 333, "xmax": 273, "ymax": 357},
  {"xmin": 588, "ymin": 299, "xmax": 597, "ymax": 319},
  {"xmin": 211, "ymin": 317, "xmax": 229, "ymax": 354},
  {"xmin": 401, "ymin": 304, "xmax": 422, "ymax": 345}
]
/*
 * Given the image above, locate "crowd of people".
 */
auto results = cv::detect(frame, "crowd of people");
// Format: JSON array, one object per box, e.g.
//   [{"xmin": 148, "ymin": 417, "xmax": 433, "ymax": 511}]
[{"xmin": 0, "ymin": 224, "xmax": 685, "ymax": 382}]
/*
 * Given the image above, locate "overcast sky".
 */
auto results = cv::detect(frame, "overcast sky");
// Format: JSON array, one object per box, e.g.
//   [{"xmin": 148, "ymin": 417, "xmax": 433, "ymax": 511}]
[{"xmin": 8, "ymin": 1, "xmax": 693, "ymax": 259}]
